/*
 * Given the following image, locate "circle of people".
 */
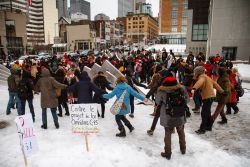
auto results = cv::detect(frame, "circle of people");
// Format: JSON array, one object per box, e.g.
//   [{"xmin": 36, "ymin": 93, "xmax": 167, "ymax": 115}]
[{"xmin": 5, "ymin": 49, "xmax": 243, "ymax": 160}]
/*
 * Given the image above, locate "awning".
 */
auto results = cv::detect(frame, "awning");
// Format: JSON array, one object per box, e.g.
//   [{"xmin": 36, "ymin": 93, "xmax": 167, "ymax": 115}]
[{"xmin": 52, "ymin": 44, "xmax": 67, "ymax": 48}]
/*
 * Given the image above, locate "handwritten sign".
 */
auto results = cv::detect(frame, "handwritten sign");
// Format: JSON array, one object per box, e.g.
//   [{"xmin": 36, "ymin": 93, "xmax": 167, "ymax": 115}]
[
  {"xmin": 70, "ymin": 104, "xmax": 99, "ymax": 134},
  {"xmin": 15, "ymin": 114, "xmax": 39, "ymax": 157}
]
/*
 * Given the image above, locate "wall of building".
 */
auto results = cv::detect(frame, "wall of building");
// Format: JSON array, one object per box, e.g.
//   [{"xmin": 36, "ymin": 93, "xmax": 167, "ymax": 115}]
[
  {"xmin": 0, "ymin": 11, "xmax": 27, "ymax": 58},
  {"xmin": 66, "ymin": 24, "xmax": 91, "ymax": 51},
  {"xmin": 43, "ymin": 0, "xmax": 59, "ymax": 44},
  {"xmin": 207, "ymin": 0, "xmax": 250, "ymax": 61}
]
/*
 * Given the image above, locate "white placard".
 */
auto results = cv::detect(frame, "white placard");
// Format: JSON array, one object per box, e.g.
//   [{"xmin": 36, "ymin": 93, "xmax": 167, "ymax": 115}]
[
  {"xmin": 70, "ymin": 104, "xmax": 99, "ymax": 134},
  {"xmin": 15, "ymin": 114, "xmax": 39, "ymax": 157}
]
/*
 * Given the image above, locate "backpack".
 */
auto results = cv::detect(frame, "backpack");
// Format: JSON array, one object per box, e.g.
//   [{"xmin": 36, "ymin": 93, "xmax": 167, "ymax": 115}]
[
  {"xmin": 17, "ymin": 80, "xmax": 29, "ymax": 100},
  {"xmin": 235, "ymin": 83, "xmax": 244, "ymax": 97},
  {"xmin": 165, "ymin": 89, "xmax": 186, "ymax": 117}
]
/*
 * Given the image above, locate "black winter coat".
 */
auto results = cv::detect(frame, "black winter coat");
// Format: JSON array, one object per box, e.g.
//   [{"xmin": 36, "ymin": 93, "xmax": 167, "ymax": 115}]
[
  {"xmin": 67, "ymin": 71, "xmax": 104, "ymax": 103},
  {"xmin": 93, "ymin": 74, "xmax": 113, "ymax": 103},
  {"xmin": 18, "ymin": 70, "xmax": 34, "ymax": 100}
]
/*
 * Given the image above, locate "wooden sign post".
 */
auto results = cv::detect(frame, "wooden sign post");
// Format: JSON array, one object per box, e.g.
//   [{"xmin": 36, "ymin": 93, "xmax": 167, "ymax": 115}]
[{"xmin": 70, "ymin": 104, "xmax": 99, "ymax": 152}]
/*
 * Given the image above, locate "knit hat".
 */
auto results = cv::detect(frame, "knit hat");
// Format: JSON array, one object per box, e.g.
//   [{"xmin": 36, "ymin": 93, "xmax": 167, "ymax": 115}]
[
  {"xmin": 162, "ymin": 76, "xmax": 178, "ymax": 86},
  {"xmin": 194, "ymin": 66, "xmax": 205, "ymax": 75}
]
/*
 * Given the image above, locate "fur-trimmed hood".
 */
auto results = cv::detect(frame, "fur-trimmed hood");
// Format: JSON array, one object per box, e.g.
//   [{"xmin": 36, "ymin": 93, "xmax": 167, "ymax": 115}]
[{"xmin": 157, "ymin": 84, "xmax": 182, "ymax": 92}]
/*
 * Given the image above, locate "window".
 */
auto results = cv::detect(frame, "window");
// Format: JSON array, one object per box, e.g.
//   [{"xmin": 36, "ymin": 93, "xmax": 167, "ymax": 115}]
[
  {"xmin": 222, "ymin": 47, "xmax": 237, "ymax": 60},
  {"xmin": 172, "ymin": 19, "xmax": 178, "ymax": 25},
  {"xmin": 182, "ymin": 11, "xmax": 188, "ymax": 18},
  {"xmin": 182, "ymin": 18, "xmax": 187, "ymax": 25},
  {"xmin": 6, "ymin": 20, "xmax": 16, "ymax": 37},
  {"xmin": 181, "ymin": 26, "xmax": 187, "ymax": 32},
  {"xmin": 171, "ymin": 26, "xmax": 177, "ymax": 32},
  {"xmin": 172, "ymin": 0, "xmax": 178, "ymax": 5},
  {"xmin": 183, "ymin": 4, "xmax": 188, "ymax": 10},
  {"xmin": 172, "ymin": 11, "xmax": 178, "ymax": 18},
  {"xmin": 192, "ymin": 24, "xmax": 208, "ymax": 41},
  {"xmin": 172, "ymin": 5, "xmax": 178, "ymax": 11}
]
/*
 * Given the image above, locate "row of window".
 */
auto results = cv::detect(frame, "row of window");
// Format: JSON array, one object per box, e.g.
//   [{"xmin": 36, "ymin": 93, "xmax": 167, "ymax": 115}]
[
  {"xmin": 128, "ymin": 21, "xmax": 145, "ymax": 25},
  {"xmin": 171, "ymin": 11, "xmax": 188, "ymax": 18},
  {"xmin": 128, "ymin": 25, "xmax": 145, "ymax": 29},
  {"xmin": 128, "ymin": 17, "xmax": 144, "ymax": 21},
  {"xmin": 171, "ymin": 26, "xmax": 187, "ymax": 33}
]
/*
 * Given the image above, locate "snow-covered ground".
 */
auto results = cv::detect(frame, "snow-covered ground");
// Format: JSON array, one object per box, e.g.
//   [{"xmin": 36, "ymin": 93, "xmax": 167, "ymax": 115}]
[
  {"xmin": 0, "ymin": 82, "xmax": 250, "ymax": 167},
  {"xmin": 1, "ymin": 63, "xmax": 250, "ymax": 167}
]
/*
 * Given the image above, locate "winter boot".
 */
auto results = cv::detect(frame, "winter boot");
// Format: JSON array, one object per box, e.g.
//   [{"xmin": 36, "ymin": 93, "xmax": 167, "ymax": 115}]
[
  {"xmin": 192, "ymin": 107, "xmax": 200, "ymax": 113},
  {"xmin": 55, "ymin": 123, "xmax": 60, "ymax": 129},
  {"xmin": 41, "ymin": 124, "xmax": 47, "ymax": 129},
  {"xmin": 180, "ymin": 147, "xmax": 186, "ymax": 155},
  {"xmin": 126, "ymin": 123, "xmax": 135, "ymax": 132},
  {"xmin": 129, "ymin": 113, "xmax": 134, "ymax": 118},
  {"xmin": 161, "ymin": 152, "xmax": 171, "ymax": 160},
  {"xmin": 116, "ymin": 126, "xmax": 126, "ymax": 137},
  {"xmin": 234, "ymin": 110, "xmax": 239, "ymax": 114},
  {"xmin": 217, "ymin": 118, "xmax": 227, "ymax": 124},
  {"xmin": 65, "ymin": 112, "xmax": 70, "ymax": 116},
  {"xmin": 57, "ymin": 113, "xmax": 63, "ymax": 117},
  {"xmin": 147, "ymin": 129, "xmax": 154, "ymax": 136},
  {"xmin": 195, "ymin": 129, "xmax": 205, "ymax": 134}
]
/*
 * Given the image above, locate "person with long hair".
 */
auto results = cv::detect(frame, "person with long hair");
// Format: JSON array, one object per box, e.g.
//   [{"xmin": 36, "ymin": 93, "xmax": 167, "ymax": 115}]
[{"xmin": 103, "ymin": 77, "xmax": 147, "ymax": 137}]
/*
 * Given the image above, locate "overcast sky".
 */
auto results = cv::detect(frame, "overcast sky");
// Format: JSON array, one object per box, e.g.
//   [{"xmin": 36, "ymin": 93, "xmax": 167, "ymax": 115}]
[{"xmin": 68, "ymin": 0, "xmax": 159, "ymax": 20}]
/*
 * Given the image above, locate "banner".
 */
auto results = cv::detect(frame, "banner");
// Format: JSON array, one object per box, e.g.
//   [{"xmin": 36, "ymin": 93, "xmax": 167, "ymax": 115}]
[
  {"xmin": 70, "ymin": 104, "xmax": 99, "ymax": 134},
  {"xmin": 15, "ymin": 114, "xmax": 38, "ymax": 157}
]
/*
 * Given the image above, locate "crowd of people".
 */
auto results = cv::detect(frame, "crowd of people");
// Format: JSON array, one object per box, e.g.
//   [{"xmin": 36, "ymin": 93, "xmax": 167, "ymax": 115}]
[{"xmin": 5, "ymin": 48, "xmax": 244, "ymax": 160}]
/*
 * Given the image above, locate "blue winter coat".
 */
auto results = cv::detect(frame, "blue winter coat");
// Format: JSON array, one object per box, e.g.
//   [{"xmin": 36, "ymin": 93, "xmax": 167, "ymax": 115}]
[
  {"xmin": 103, "ymin": 82, "xmax": 145, "ymax": 115},
  {"xmin": 68, "ymin": 71, "xmax": 104, "ymax": 103}
]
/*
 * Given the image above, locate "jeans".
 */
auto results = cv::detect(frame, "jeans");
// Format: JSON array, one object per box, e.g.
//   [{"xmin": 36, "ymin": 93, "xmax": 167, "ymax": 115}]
[
  {"xmin": 42, "ymin": 108, "xmax": 59, "ymax": 126},
  {"xmin": 200, "ymin": 101, "xmax": 213, "ymax": 131},
  {"xmin": 193, "ymin": 90, "xmax": 202, "ymax": 108},
  {"xmin": 6, "ymin": 91, "xmax": 22, "ymax": 115},
  {"xmin": 130, "ymin": 95, "xmax": 134, "ymax": 114},
  {"xmin": 21, "ymin": 99, "xmax": 35, "ymax": 119},
  {"xmin": 115, "ymin": 115, "xmax": 130, "ymax": 128}
]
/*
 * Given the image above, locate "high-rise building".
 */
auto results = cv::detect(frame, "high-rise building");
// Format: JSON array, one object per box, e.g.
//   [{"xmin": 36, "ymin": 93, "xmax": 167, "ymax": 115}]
[
  {"xmin": 186, "ymin": 0, "xmax": 210, "ymax": 55},
  {"xmin": 56, "ymin": 0, "xmax": 69, "ymax": 18},
  {"xmin": 70, "ymin": 0, "xmax": 90, "ymax": 20},
  {"xmin": 159, "ymin": 0, "xmax": 188, "ymax": 44},
  {"xmin": 0, "ymin": 0, "xmax": 59, "ymax": 47},
  {"xmin": 43, "ymin": 0, "xmax": 59, "ymax": 44},
  {"xmin": 134, "ymin": 2, "xmax": 153, "ymax": 16},
  {"xmin": 118, "ymin": 0, "xmax": 146, "ymax": 17},
  {"xmin": 0, "ymin": 0, "xmax": 45, "ymax": 45}
]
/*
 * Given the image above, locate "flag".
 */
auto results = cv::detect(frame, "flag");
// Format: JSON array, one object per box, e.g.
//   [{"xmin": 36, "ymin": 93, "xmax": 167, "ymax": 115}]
[{"xmin": 28, "ymin": 0, "xmax": 32, "ymax": 6}]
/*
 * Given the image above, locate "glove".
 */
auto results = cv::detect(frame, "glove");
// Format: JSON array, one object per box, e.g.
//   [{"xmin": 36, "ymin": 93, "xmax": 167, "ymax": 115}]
[{"xmin": 222, "ymin": 90, "xmax": 228, "ymax": 96}]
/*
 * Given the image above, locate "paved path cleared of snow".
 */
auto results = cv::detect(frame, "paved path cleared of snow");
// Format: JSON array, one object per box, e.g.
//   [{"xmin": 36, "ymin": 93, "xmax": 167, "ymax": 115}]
[{"xmin": 0, "ymin": 84, "xmax": 250, "ymax": 167}]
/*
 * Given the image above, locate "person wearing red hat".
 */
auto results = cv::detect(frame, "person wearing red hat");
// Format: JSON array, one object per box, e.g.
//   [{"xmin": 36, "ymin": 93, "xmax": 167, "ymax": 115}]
[{"xmin": 155, "ymin": 76, "xmax": 189, "ymax": 160}]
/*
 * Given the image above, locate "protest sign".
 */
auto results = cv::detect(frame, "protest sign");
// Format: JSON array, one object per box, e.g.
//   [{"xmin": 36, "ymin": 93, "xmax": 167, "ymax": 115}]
[
  {"xmin": 15, "ymin": 114, "xmax": 38, "ymax": 166},
  {"xmin": 70, "ymin": 104, "xmax": 99, "ymax": 152}
]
